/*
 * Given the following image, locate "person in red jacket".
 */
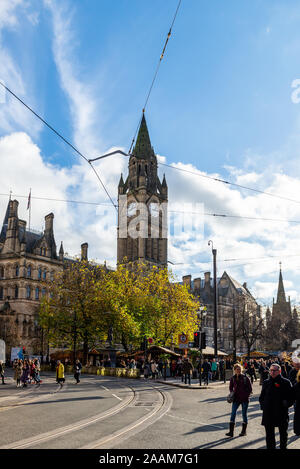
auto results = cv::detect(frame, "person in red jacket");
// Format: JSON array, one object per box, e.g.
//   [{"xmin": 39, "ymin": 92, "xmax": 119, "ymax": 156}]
[{"xmin": 226, "ymin": 363, "xmax": 252, "ymax": 438}]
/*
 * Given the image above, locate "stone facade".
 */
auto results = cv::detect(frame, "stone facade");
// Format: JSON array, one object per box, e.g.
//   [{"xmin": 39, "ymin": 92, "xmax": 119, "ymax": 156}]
[
  {"xmin": 0, "ymin": 199, "xmax": 88, "ymax": 358},
  {"xmin": 265, "ymin": 266, "xmax": 300, "ymax": 350},
  {"xmin": 182, "ymin": 271, "xmax": 263, "ymax": 354},
  {"xmin": 117, "ymin": 114, "xmax": 168, "ymax": 268}
]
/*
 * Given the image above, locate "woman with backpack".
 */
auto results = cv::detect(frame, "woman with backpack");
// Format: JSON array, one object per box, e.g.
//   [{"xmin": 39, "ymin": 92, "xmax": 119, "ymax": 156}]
[{"xmin": 226, "ymin": 363, "xmax": 253, "ymax": 438}]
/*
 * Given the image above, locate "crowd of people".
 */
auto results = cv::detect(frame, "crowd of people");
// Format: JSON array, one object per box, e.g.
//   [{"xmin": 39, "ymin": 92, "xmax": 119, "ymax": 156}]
[
  {"xmin": 226, "ymin": 359, "xmax": 300, "ymax": 449},
  {"xmin": 10, "ymin": 358, "xmax": 42, "ymax": 387}
]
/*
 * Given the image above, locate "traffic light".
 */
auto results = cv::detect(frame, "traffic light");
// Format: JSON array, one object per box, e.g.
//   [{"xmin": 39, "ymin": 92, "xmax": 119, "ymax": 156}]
[
  {"xmin": 193, "ymin": 331, "xmax": 200, "ymax": 348},
  {"xmin": 200, "ymin": 331, "xmax": 206, "ymax": 350}
]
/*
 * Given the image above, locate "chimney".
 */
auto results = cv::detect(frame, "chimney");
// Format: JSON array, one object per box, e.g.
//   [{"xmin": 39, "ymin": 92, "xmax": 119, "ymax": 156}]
[
  {"xmin": 204, "ymin": 272, "xmax": 211, "ymax": 292},
  {"xmin": 194, "ymin": 277, "xmax": 201, "ymax": 292},
  {"xmin": 45, "ymin": 213, "xmax": 54, "ymax": 232},
  {"xmin": 11, "ymin": 199, "xmax": 19, "ymax": 217},
  {"xmin": 81, "ymin": 243, "xmax": 88, "ymax": 261},
  {"xmin": 182, "ymin": 275, "xmax": 191, "ymax": 289}
]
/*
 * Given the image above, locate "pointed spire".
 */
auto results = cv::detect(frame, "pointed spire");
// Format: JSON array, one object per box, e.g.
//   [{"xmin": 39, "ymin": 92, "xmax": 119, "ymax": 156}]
[
  {"xmin": 132, "ymin": 113, "xmax": 155, "ymax": 160},
  {"xmin": 0, "ymin": 198, "xmax": 10, "ymax": 240},
  {"xmin": 276, "ymin": 263, "xmax": 287, "ymax": 304},
  {"xmin": 59, "ymin": 241, "xmax": 64, "ymax": 261},
  {"xmin": 162, "ymin": 173, "xmax": 167, "ymax": 187},
  {"xmin": 118, "ymin": 173, "xmax": 124, "ymax": 187}
]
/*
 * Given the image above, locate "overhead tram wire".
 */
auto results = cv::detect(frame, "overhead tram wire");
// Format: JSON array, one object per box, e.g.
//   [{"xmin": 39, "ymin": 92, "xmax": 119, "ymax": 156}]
[
  {"xmin": 0, "ymin": 81, "xmax": 117, "ymax": 212},
  {"xmin": 128, "ymin": 0, "xmax": 182, "ymax": 154},
  {"xmin": 3, "ymin": 191, "xmax": 300, "ymax": 225}
]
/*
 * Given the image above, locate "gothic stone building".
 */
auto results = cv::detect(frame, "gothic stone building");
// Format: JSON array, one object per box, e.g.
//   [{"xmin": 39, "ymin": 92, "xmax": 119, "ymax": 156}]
[
  {"xmin": 0, "ymin": 199, "xmax": 88, "ymax": 359},
  {"xmin": 265, "ymin": 266, "xmax": 300, "ymax": 351},
  {"xmin": 183, "ymin": 271, "xmax": 263, "ymax": 354},
  {"xmin": 117, "ymin": 113, "xmax": 168, "ymax": 268}
]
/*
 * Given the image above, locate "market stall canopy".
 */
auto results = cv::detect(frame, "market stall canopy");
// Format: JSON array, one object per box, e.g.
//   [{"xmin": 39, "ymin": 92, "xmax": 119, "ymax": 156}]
[
  {"xmin": 147, "ymin": 345, "xmax": 180, "ymax": 357},
  {"xmin": 201, "ymin": 346, "xmax": 228, "ymax": 357},
  {"xmin": 241, "ymin": 351, "xmax": 269, "ymax": 358}
]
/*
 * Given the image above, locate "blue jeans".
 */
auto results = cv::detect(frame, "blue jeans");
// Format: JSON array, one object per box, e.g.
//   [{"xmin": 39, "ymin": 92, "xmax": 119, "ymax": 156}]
[{"xmin": 230, "ymin": 401, "xmax": 249, "ymax": 424}]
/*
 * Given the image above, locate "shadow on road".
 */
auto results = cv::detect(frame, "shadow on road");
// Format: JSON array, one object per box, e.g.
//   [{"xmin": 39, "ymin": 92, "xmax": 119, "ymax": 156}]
[{"xmin": 22, "ymin": 395, "xmax": 106, "ymax": 406}]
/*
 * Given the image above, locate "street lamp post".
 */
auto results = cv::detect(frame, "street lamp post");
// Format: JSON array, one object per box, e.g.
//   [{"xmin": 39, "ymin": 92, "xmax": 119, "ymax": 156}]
[
  {"xmin": 197, "ymin": 306, "xmax": 207, "ymax": 386},
  {"xmin": 208, "ymin": 240, "xmax": 218, "ymax": 358}
]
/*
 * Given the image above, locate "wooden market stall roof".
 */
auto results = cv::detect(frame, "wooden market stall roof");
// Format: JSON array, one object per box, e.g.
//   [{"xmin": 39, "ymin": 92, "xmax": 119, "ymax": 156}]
[
  {"xmin": 147, "ymin": 345, "xmax": 181, "ymax": 357},
  {"xmin": 201, "ymin": 346, "xmax": 228, "ymax": 357}
]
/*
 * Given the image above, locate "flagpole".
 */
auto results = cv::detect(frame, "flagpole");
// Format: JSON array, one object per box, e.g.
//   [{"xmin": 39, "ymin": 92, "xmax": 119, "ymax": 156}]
[{"xmin": 28, "ymin": 188, "xmax": 31, "ymax": 231}]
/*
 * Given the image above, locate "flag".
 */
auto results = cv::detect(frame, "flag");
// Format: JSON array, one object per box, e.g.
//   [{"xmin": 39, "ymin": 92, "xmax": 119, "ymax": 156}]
[{"xmin": 27, "ymin": 189, "xmax": 31, "ymax": 210}]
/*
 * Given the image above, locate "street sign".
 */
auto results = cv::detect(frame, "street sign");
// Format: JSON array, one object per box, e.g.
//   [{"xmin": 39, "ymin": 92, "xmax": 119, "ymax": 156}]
[{"xmin": 178, "ymin": 333, "xmax": 189, "ymax": 345}]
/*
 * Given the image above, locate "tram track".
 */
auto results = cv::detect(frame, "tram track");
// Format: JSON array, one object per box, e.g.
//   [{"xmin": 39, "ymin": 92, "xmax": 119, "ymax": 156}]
[
  {"xmin": 81, "ymin": 384, "xmax": 173, "ymax": 449},
  {"xmin": 0, "ymin": 381, "xmax": 172, "ymax": 450},
  {"xmin": 0, "ymin": 382, "xmax": 136, "ymax": 449}
]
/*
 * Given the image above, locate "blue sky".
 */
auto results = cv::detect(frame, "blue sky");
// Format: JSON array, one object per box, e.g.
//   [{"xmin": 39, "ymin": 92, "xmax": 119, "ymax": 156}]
[{"xmin": 2, "ymin": 0, "xmax": 300, "ymax": 307}]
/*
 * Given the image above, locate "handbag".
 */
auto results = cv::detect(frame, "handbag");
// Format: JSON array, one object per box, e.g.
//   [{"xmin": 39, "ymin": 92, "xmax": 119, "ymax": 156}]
[
  {"xmin": 227, "ymin": 391, "xmax": 235, "ymax": 404},
  {"xmin": 227, "ymin": 377, "xmax": 237, "ymax": 403}
]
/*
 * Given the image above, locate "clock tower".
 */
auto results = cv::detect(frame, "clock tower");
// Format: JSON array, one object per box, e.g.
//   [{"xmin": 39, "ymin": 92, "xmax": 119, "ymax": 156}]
[{"xmin": 117, "ymin": 114, "xmax": 168, "ymax": 267}]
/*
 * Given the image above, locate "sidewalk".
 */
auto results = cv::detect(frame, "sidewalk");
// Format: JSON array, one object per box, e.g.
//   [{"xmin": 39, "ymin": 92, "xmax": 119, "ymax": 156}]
[{"xmin": 152, "ymin": 376, "xmax": 229, "ymax": 389}]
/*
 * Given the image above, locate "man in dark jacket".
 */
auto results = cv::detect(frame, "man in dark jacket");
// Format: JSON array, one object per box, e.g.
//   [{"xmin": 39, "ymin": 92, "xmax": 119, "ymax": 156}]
[
  {"xmin": 202, "ymin": 359, "xmax": 211, "ymax": 385},
  {"xmin": 259, "ymin": 363, "xmax": 294, "ymax": 449},
  {"xmin": 182, "ymin": 358, "xmax": 193, "ymax": 385}
]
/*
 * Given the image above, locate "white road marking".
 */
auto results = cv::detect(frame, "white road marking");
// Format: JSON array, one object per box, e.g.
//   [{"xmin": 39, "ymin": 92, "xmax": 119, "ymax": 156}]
[
  {"xmin": 166, "ymin": 412, "xmax": 224, "ymax": 430},
  {"xmin": 112, "ymin": 394, "xmax": 122, "ymax": 401}
]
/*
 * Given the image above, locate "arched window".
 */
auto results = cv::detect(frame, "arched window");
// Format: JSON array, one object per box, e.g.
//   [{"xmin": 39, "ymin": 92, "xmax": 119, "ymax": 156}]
[
  {"xmin": 26, "ymin": 286, "xmax": 31, "ymax": 299},
  {"xmin": 15, "ymin": 285, "xmax": 19, "ymax": 299},
  {"xmin": 27, "ymin": 265, "xmax": 32, "ymax": 278},
  {"xmin": 0, "ymin": 287, "xmax": 3, "ymax": 300},
  {"xmin": 43, "ymin": 270, "xmax": 47, "ymax": 280},
  {"xmin": 15, "ymin": 264, "xmax": 19, "ymax": 277},
  {"xmin": 38, "ymin": 268, "xmax": 42, "ymax": 280},
  {"xmin": 35, "ymin": 287, "xmax": 39, "ymax": 300}
]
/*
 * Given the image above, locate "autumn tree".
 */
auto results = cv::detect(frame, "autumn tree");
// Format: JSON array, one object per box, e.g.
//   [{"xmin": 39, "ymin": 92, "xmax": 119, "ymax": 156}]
[{"xmin": 39, "ymin": 260, "xmax": 108, "ymax": 363}]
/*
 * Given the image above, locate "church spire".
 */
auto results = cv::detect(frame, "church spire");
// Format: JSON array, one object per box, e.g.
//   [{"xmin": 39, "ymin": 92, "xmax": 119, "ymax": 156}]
[
  {"xmin": 132, "ymin": 113, "xmax": 155, "ymax": 160},
  {"xmin": 276, "ymin": 262, "xmax": 287, "ymax": 304}
]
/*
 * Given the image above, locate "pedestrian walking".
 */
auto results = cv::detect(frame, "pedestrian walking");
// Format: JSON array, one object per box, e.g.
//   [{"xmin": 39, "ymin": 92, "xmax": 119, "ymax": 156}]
[
  {"xmin": 0, "ymin": 360, "xmax": 5, "ymax": 385},
  {"xmin": 202, "ymin": 359, "xmax": 211, "ymax": 385},
  {"xmin": 211, "ymin": 359, "xmax": 218, "ymax": 381},
  {"xmin": 74, "ymin": 359, "xmax": 82, "ymax": 384},
  {"xmin": 181, "ymin": 358, "xmax": 193, "ymax": 385},
  {"xmin": 259, "ymin": 363, "xmax": 295, "ymax": 449},
  {"xmin": 21, "ymin": 360, "xmax": 30, "ymax": 387},
  {"xmin": 151, "ymin": 360, "xmax": 158, "ymax": 379},
  {"xmin": 14, "ymin": 359, "xmax": 22, "ymax": 387},
  {"xmin": 293, "ymin": 370, "xmax": 300, "ymax": 436},
  {"xmin": 33, "ymin": 359, "xmax": 41, "ymax": 385},
  {"xmin": 259, "ymin": 360, "xmax": 269, "ymax": 385},
  {"xmin": 246, "ymin": 361, "xmax": 257, "ymax": 384},
  {"xmin": 56, "ymin": 360, "xmax": 65, "ymax": 387},
  {"xmin": 226, "ymin": 363, "xmax": 252, "ymax": 437},
  {"xmin": 143, "ymin": 361, "xmax": 150, "ymax": 379}
]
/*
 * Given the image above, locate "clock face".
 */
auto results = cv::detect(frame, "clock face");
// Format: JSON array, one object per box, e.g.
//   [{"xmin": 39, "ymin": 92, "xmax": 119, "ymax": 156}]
[{"xmin": 127, "ymin": 202, "xmax": 137, "ymax": 217}]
